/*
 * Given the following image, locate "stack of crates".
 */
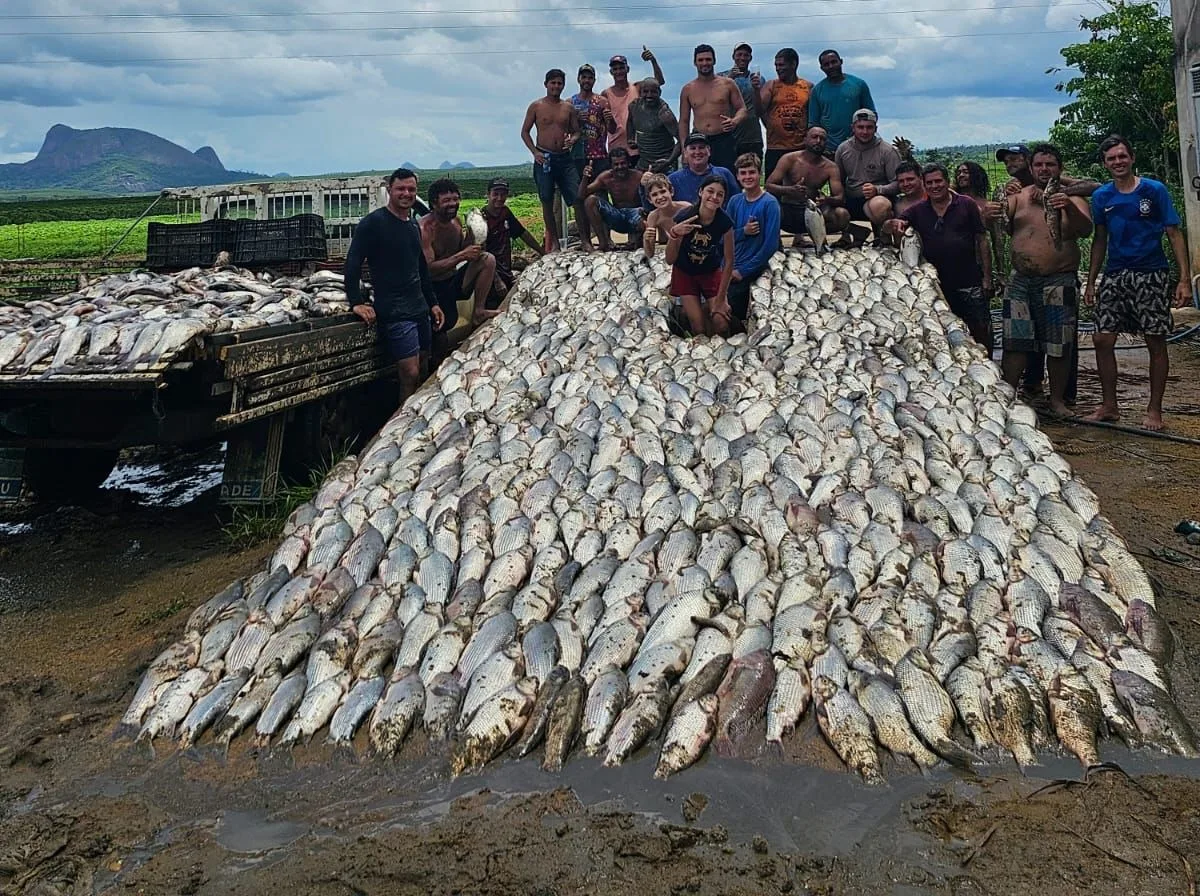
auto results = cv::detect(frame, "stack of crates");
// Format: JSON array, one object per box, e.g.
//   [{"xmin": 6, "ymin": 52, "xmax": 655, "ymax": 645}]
[
  {"xmin": 233, "ymin": 214, "xmax": 328, "ymax": 265},
  {"xmin": 145, "ymin": 219, "xmax": 239, "ymax": 269}
]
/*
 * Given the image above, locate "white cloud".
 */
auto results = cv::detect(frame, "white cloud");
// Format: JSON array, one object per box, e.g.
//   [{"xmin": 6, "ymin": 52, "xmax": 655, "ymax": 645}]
[{"xmin": 0, "ymin": 0, "xmax": 1094, "ymax": 173}]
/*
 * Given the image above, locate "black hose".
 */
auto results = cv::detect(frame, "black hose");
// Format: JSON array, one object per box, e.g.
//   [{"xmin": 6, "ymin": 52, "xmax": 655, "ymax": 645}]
[{"xmin": 1059, "ymin": 416, "xmax": 1200, "ymax": 446}]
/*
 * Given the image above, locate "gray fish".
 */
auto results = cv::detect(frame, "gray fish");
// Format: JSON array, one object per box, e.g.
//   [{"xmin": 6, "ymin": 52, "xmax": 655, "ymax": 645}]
[
  {"xmin": 714, "ymin": 649, "xmax": 775, "ymax": 757},
  {"xmin": 542, "ymin": 673, "xmax": 587, "ymax": 772},
  {"xmin": 655, "ymin": 694, "xmax": 719, "ymax": 779},
  {"xmin": 1112, "ymin": 670, "xmax": 1198, "ymax": 758},
  {"xmin": 515, "ymin": 665, "xmax": 570, "ymax": 758},
  {"xmin": 178, "ymin": 672, "xmax": 248, "ymax": 748}
]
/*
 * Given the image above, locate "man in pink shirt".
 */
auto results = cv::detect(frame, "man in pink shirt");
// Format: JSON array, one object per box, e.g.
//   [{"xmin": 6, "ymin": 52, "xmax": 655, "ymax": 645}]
[{"xmin": 602, "ymin": 47, "xmax": 665, "ymax": 169}]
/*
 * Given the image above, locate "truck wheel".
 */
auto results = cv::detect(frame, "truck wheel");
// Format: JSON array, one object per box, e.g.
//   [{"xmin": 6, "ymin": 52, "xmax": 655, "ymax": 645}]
[{"xmin": 23, "ymin": 447, "xmax": 119, "ymax": 504}]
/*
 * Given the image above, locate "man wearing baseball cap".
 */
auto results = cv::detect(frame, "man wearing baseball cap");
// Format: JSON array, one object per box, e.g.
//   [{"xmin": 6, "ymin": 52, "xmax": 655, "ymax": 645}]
[
  {"xmin": 719, "ymin": 42, "xmax": 765, "ymax": 165},
  {"xmin": 834, "ymin": 108, "xmax": 900, "ymax": 242},
  {"xmin": 669, "ymin": 132, "xmax": 739, "ymax": 205},
  {"xmin": 481, "ymin": 177, "xmax": 543, "ymax": 305},
  {"xmin": 602, "ymin": 47, "xmax": 666, "ymax": 164}
]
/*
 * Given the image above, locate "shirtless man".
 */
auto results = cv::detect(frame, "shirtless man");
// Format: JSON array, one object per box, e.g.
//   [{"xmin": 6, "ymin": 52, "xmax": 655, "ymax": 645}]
[
  {"xmin": 520, "ymin": 68, "xmax": 580, "ymax": 252},
  {"xmin": 765, "ymin": 125, "xmax": 849, "ymax": 239},
  {"xmin": 419, "ymin": 177, "xmax": 496, "ymax": 365},
  {"xmin": 582, "ymin": 147, "xmax": 646, "ymax": 251},
  {"xmin": 678, "ymin": 43, "xmax": 748, "ymax": 172},
  {"xmin": 985, "ymin": 144, "xmax": 1092, "ymax": 417},
  {"xmin": 995, "ymin": 142, "xmax": 1099, "ymax": 401}
]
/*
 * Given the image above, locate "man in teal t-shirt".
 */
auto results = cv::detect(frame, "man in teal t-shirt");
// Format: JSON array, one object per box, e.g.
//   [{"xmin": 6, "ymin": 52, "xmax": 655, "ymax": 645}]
[
  {"xmin": 809, "ymin": 50, "xmax": 875, "ymax": 154},
  {"xmin": 1083, "ymin": 135, "xmax": 1191, "ymax": 432}
]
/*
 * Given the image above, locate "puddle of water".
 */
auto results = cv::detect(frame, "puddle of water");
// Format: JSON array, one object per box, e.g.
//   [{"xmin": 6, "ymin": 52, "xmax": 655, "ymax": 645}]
[
  {"xmin": 214, "ymin": 810, "xmax": 307, "ymax": 854},
  {"xmin": 102, "ymin": 443, "xmax": 225, "ymax": 507}
]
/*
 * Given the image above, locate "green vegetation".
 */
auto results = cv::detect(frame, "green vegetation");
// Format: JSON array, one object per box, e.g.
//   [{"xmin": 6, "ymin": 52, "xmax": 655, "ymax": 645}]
[
  {"xmin": 221, "ymin": 478, "xmax": 321, "ymax": 549},
  {"xmin": 0, "ymin": 213, "xmax": 201, "ymax": 261},
  {"xmin": 0, "ymin": 196, "xmax": 168, "ymax": 225},
  {"xmin": 1048, "ymin": 1, "xmax": 1176, "ymax": 184}
]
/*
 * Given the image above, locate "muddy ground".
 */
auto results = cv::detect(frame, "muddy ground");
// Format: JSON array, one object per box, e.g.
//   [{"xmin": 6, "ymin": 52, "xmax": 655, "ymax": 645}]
[{"xmin": 2, "ymin": 342, "xmax": 1199, "ymax": 896}]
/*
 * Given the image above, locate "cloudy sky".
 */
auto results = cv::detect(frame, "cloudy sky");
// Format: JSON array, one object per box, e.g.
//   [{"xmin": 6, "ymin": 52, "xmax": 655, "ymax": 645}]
[{"xmin": 0, "ymin": 0, "xmax": 1128, "ymax": 175}]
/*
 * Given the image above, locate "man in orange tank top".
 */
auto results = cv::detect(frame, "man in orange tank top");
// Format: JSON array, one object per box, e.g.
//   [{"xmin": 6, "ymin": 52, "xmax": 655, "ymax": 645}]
[{"xmin": 759, "ymin": 48, "xmax": 813, "ymax": 178}]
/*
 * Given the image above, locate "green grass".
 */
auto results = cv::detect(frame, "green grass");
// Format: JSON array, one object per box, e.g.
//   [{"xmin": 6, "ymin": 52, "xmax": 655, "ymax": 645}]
[
  {"xmin": 221, "ymin": 478, "xmax": 320, "ymax": 549},
  {"xmin": 0, "ymin": 212, "xmax": 201, "ymax": 260},
  {"xmin": 0, "ymin": 196, "xmax": 548, "ymax": 261}
]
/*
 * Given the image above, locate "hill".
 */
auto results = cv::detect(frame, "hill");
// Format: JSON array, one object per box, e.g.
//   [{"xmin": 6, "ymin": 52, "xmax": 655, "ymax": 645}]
[{"xmin": 0, "ymin": 124, "xmax": 260, "ymax": 194}]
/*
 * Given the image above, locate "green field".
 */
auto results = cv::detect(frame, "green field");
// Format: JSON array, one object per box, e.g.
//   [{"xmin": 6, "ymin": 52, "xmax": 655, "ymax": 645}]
[
  {"xmin": 0, "ymin": 213, "xmax": 202, "ymax": 261},
  {"xmin": 0, "ymin": 199, "xmax": 545, "ymax": 262}
]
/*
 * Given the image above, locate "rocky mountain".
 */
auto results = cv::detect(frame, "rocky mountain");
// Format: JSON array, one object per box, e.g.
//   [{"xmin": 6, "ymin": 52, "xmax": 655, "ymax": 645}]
[
  {"xmin": 0, "ymin": 124, "xmax": 258, "ymax": 193},
  {"xmin": 437, "ymin": 160, "xmax": 476, "ymax": 170}
]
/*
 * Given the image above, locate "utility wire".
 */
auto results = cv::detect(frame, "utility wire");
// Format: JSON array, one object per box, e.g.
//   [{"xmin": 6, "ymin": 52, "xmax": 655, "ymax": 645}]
[
  {"xmin": 0, "ymin": 3, "xmax": 1087, "ymax": 36},
  {"xmin": 0, "ymin": 29, "xmax": 1080, "ymax": 64},
  {"xmin": 0, "ymin": 0, "xmax": 1087, "ymax": 17}
]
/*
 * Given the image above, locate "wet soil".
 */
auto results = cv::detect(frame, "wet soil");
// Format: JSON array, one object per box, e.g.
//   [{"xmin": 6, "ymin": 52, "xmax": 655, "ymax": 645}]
[{"xmin": 1, "ymin": 345, "xmax": 1199, "ymax": 895}]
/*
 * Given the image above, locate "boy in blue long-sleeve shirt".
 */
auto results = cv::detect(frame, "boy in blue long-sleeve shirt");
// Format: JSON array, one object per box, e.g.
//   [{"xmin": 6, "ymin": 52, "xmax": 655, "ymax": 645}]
[{"xmin": 722, "ymin": 152, "xmax": 781, "ymax": 332}]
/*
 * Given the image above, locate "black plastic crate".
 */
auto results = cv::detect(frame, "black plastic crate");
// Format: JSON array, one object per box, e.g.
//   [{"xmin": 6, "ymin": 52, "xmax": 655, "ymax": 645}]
[
  {"xmin": 234, "ymin": 214, "xmax": 327, "ymax": 265},
  {"xmin": 145, "ymin": 219, "xmax": 238, "ymax": 269}
]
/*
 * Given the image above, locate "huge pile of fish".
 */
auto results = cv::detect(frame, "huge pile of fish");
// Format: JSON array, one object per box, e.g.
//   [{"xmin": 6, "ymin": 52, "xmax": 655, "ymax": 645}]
[
  {"xmin": 0, "ymin": 265, "xmax": 351, "ymax": 376},
  {"xmin": 120, "ymin": 247, "xmax": 1197, "ymax": 781}
]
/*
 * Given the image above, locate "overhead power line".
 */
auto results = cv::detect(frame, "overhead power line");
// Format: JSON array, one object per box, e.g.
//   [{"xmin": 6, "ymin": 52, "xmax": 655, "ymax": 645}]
[
  {"xmin": 0, "ymin": 2, "xmax": 1088, "ymax": 36},
  {"xmin": 0, "ymin": 29, "xmax": 1080, "ymax": 64},
  {"xmin": 0, "ymin": 0, "xmax": 1085, "ymax": 18}
]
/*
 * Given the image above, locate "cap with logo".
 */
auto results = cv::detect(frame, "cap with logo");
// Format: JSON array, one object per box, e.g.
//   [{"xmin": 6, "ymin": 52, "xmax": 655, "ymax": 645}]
[
  {"xmin": 852, "ymin": 108, "xmax": 878, "ymax": 123},
  {"xmin": 733, "ymin": 42, "xmax": 752, "ymax": 53},
  {"xmin": 995, "ymin": 144, "xmax": 1030, "ymax": 160},
  {"xmin": 578, "ymin": 63, "xmax": 595, "ymax": 75},
  {"xmin": 487, "ymin": 178, "xmax": 509, "ymax": 191},
  {"xmin": 609, "ymin": 55, "xmax": 628, "ymax": 66},
  {"xmin": 684, "ymin": 132, "xmax": 709, "ymax": 147}
]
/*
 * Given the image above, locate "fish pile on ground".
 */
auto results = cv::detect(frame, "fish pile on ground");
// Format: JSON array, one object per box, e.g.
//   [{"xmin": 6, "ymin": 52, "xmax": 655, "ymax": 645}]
[
  {"xmin": 0, "ymin": 266, "xmax": 350, "ymax": 376},
  {"xmin": 121, "ymin": 247, "xmax": 1197, "ymax": 782}
]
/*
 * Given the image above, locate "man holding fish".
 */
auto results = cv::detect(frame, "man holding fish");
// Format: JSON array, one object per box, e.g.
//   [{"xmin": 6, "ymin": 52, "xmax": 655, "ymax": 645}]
[{"xmin": 985, "ymin": 143, "xmax": 1092, "ymax": 419}]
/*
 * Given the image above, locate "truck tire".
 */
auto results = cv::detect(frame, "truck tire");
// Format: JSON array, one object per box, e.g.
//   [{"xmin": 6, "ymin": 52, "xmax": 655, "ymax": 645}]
[{"xmin": 23, "ymin": 446, "xmax": 119, "ymax": 504}]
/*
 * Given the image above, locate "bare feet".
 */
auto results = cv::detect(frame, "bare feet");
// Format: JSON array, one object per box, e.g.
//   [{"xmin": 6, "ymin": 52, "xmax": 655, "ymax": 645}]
[
  {"xmin": 1082, "ymin": 406, "xmax": 1119, "ymax": 423},
  {"xmin": 1047, "ymin": 400, "xmax": 1073, "ymax": 418},
  {"xmin": 1142, "ymin": 409, "xmax": 1165, "ymax": 431}
]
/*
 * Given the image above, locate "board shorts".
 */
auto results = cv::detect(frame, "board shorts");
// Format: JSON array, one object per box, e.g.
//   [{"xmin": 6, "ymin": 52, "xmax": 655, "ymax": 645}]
[
  {"xmin": 382, "ymin": 316, "xmax": 432, "ymax": 361},
  {"xmin": 780, "ymin": 204, "xmax": 809, "ymax": 235},
  {"xmin": 1095, "ymin": 269, "xmax": 1173, "ymax": 336},
  {"xmin": 670, "ymin": 267, "xmax": 723, "ymax": 300},
  {"xmin": 596, "ymin": 198, "xmax": 643, "ymax": 233},
  {"xmin": 432, "ymin": 267, "xmax": 471, "ymax": 332},
  {"xmin": 705, "ymin": 131, "xmax": 738, "ymax": 171},
  {"xmin": 1002, "ymin": 270, "xmax": 1077, "ymax": 357},
  {"xmin": 728, "ymin": 267, "xmax": 766, "ymax": 321},
  {"xmin": 946, "ymin": 285, "xmax": 991, "ymax": 334},
  {"xmin": 533, "ymin": 151, "xmax": 580, "ymax": 206}
]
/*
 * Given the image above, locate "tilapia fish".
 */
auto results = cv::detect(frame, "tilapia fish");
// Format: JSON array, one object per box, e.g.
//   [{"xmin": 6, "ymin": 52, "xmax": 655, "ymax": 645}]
[
  {"xmin": 1041, "ymin": 175, "xmax": 1063, "ymax": 250},
  {"xmin": 122, "ymin": 246, "xmax": 1189, "ymax": 782},
  {"xmin": 1, "ymin": 265, "xmax": 353, "ymax": 376}
]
